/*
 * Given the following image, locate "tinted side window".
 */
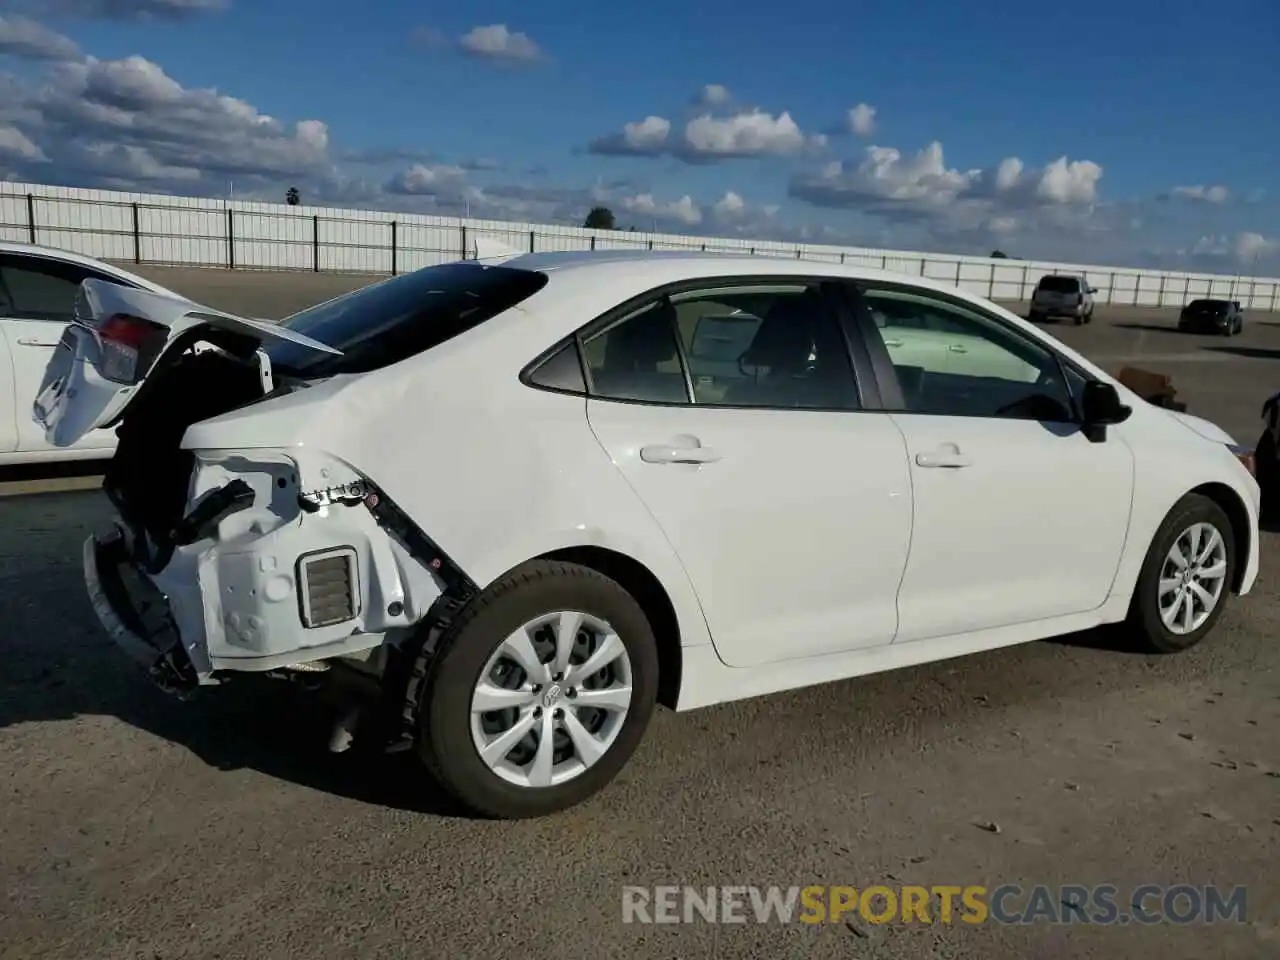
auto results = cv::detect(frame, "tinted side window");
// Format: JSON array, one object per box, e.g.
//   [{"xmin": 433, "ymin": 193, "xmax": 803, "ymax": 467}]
[
  {"xmin": 0, "ymin": 255, "xmax": 101, "ymax": 321},
  {"xmin": 671, "ymin": 283, "xmax": 860, "ymax": 409},
  {"xmin": 864, "ymin": 287, "xmax": 1074, "ymax": 422},
  {"xmin": 583, "ymin": 301, "xmax": 690, "ymax": 404},
  {"xmin": 526, "ymin": 341, "xmax": 586, "ymax": 393}
]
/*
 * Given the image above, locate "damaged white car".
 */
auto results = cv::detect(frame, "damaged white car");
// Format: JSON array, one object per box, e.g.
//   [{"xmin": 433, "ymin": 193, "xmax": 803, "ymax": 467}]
[{"xmin": 36, "ymin": 251, "xmax": 1261, "ymax": 819}]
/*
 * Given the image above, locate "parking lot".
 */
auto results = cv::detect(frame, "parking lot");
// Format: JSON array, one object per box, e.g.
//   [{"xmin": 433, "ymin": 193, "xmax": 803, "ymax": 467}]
[{"xmin": 2, "ymin": 267, "xmax": 1278, "ymax": 959}]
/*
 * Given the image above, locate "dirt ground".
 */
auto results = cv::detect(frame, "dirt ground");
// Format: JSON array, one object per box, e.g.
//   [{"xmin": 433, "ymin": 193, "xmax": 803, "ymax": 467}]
[{"xmin": 1, "ymin": 268, "xmax": 1277, "ymax": 959}]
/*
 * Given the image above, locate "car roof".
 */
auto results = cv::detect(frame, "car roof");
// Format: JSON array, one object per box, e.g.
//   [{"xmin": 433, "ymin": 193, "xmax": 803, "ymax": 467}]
[
  {"xmin": 0, "ymin": 240, "xmax": 177, "ymax": 295},
  {"xmin": 485, "ymin": 248, "xmax": 990, "ymax": 302}
]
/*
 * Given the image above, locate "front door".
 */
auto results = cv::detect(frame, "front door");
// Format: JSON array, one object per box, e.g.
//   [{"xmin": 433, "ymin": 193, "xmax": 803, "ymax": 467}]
[
  {"xmin": 858, "ymin": 283, "xmax": 1135, "ymax": 643},
  {"xmin": 582, "ymin": 280, "xmax": 914, "ymax": 668}
]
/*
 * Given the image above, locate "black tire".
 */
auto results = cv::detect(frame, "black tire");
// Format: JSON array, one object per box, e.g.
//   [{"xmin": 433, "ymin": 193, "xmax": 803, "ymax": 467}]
[
  {"xmin": 1073, "ymin": 313, "xmax": 1085, "ymax": 326},
  {"xmin": 1126, "ymin": 493, "xmax": 1236, "ymax": 654},
  {"xmin": 1085, "ymin": 308, "xmax": 1094, "ymax": 324},
  {"xmin": 416, "ymin": 559, "xmax": 659, "ymax": 819}
]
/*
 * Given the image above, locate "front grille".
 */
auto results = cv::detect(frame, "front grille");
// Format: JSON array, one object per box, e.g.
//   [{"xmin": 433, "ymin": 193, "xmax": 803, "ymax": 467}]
[{"xmin": 297, "ymin": 547, "xmax": 359, "ymax": 628}]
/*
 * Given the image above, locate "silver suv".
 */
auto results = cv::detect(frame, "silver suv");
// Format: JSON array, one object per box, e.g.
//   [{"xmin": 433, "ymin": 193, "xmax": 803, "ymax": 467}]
[{"xmin": 1029, "ymin": 274, "xmax": 1096, "ymax": 325}]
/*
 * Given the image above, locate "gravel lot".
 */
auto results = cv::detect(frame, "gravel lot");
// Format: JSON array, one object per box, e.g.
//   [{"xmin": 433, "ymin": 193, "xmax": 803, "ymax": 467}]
[{"xmin": 1, "ymin": 267, "xmax": 1277, "ymax": 959}]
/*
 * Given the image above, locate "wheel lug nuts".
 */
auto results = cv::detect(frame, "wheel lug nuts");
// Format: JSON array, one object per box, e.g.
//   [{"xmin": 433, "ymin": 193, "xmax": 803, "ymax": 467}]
[
  {"xmin": 532, "ymin": 684, "xmax": 542, "ymax": 693},
  {"xmin": 566, "ymin": 689, "xmax": 577, "ymax": 699},
  {"xmin": 553, "ymin": 708, "xmax": 564, "ymax": 719},
  {"xmin": 533, "ymin": 707, "xmax": 542, "ymax": 718}
]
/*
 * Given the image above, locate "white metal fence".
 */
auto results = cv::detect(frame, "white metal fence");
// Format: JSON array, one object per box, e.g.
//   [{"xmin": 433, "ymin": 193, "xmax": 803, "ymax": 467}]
[{"xmin": 2, "ymin": 180, "xmax": 1277, "ymax": 311}]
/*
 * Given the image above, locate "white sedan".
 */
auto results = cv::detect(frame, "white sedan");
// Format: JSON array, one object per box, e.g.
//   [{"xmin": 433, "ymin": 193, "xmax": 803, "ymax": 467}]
[
  {"xmin": 36, "ymin": 250, "xmax": 1260, "ymax": 819},
  {"xmin": 0, "ymin": 241, "xmax": 185, "ymax": 465}
]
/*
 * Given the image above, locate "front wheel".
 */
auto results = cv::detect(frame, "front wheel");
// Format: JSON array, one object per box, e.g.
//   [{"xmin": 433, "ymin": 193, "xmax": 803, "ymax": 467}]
[
  {"xmin": 1126, "ymin": 494, "xmax": 1235, "ymax": 653},
  {"xmin": 416, "ymin": 560, "xmax": 659, "ymax": 819}
]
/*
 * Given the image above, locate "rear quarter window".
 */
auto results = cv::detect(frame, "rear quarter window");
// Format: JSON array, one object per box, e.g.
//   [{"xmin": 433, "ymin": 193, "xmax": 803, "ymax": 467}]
[{"xmin": 264, "ymin": 262, "xmax": 549, "ymax": 377}]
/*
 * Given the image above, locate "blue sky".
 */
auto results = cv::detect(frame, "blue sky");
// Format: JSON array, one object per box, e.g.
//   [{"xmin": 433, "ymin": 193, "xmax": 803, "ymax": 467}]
[{"xmin": 0, "ymin": 0, "xmax": 1276, "ymax": 271}]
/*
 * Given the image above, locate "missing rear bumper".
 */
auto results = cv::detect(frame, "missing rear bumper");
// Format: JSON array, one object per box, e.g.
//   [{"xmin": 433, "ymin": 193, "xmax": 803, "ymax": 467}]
[{"xmin": 83, "ymin": 529, "xmax": 199, "ymax": 697}]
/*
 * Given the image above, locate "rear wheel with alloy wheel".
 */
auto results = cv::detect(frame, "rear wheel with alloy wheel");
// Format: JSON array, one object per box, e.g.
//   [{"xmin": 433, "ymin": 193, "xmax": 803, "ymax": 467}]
[
  {"xmin": 1127, "ymin": 494, "xmax": 1235, "ymax": 653},
  {"xmin": 416, "ymin": 560, "xmax": 659, "ymax": 819}
]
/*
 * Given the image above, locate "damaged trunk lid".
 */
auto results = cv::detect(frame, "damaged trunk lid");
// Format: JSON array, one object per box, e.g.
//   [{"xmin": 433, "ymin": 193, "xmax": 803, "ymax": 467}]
[{"xmin": 32, "ymin": 278, "xmax": 340, "ymax": 448}]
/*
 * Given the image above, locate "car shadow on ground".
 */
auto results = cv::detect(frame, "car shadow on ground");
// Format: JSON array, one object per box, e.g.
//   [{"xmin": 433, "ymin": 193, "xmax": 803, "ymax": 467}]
[
  {"xmin": 0, "ymin": 490, "xmax": 1177, "ymax": 820},
  {"xmin": 0, "ymin": 493, "xmax": 471, "ymax": 818},
  {"xmin": 1112, "ymin": 322, "xmax": 1183, "ymax": 333},
  {"xmin": 1206, "ymin": 345, "xmax": 1280, "ymax": 361}
]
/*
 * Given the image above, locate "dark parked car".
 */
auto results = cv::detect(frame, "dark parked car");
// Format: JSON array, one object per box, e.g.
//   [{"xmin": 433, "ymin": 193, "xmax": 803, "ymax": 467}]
[{"xmin": 1177, "ymin": 299, "xmax": 1243, "ymax": 336}]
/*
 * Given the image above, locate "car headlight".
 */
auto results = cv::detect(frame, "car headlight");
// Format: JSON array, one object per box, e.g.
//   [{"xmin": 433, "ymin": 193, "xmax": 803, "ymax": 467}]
[{"xmin": 1228, "ymin": 444, "xmax": 1256, "ymax": 477}]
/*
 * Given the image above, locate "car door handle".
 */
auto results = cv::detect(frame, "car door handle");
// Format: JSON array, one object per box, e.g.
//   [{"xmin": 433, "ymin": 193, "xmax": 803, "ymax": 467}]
[
  {"xmin": 640, "ymin": 443, "xmax": 722, "ymax": 465},
  {"xmin": 916, "ymin": 449, "xmax": 972, "ymax": 469},
  {"xmin": 948, "ymin": 343, "xmax": 968, "ymax": 353},
  {"xmin": 883, "ymin": 339, "xmax": 903, "ymax": 348},
  {"xmin": 16, "ymin": 337, "xmax": 59, "ymax": 347}
]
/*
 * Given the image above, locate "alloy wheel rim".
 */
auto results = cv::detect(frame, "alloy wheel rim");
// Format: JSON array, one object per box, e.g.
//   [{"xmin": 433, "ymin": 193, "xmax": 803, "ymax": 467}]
[
  {"xmin": 469, "ymin": 610, "xmax": 633, "ymax": 788},
  {"xmin": 1158, "ymin": 522, "xmax": 1228, "ymax": 636}
]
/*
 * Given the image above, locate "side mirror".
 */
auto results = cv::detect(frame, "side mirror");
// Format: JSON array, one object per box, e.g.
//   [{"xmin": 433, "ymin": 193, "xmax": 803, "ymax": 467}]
[
  {"xmin": 1080, "ymin": 380, "xmax": 1132, "ymax": 435},
  {"xmin": 1087, "ymin": 286, "xmax": 1098, "ymax": 295}
]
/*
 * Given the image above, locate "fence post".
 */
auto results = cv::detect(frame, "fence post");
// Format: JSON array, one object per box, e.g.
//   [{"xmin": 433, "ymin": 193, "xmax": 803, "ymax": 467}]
[
  {"xmin": 881, "ymin": 254, "xmax": 887, "ymax": 269},
  {"xmin": 590, "ymin": 235, "xmax": 596, "ymax": 251},
  {"xmin": 1132, "ymin": 275, "xmax": 1139, "ymax": 306},
  {"xmin": 312, "ymin": 214, "xmax": 320, "ymax": 272},
  {"xmin": 700, "ymin": 242, "xmax": 706, "ymax": 252},
  {"xmin": 988, "ymin": 261, "xmax": 995, "ymax": 299},
  {"xmin": 1157, "ymin": 273, "xmax": 1166, "ymax": 307},
  {"xmin": 529, "ymin": 230, "xmax": 535, "ymax": 253},
  {"xmin": 460, "ymin": 224, "xmax": 468, "ymax": 260},
  {"xmin": 26, "ymin": 193, "xmax": 35, "ymax": 244},
  {"xmin": 390, "ymin": 220, "xmax": 397, "ymax": 275},
  {"xmin": 131, "ymin": 202, "xmax": 141, "ymax": 264},
  {"xmin": 226, "ymin": 207, "xmax": 235, "ymax": 268},
  {"xmin": 840, "ymin": 253, "xmax": 845, "ymax": 264},
  {"xmin": 1019, "ymin": 262, "xmax": 1027, "ymax": 299},
  {"xmin": 647, "ymin": 239, "xmax": 653, "ymax": 251},
  {"xmin": 750, "ymin": 247, "xmax": 755, "ymax": 255}
]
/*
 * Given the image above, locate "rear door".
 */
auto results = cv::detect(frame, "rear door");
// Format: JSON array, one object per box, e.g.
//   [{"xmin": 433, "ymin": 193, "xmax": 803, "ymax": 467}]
[
  {"xmin": 0, "ymin": 253, "xmax": 135, "ymax": 455},
  {"xmin": 582, "ymin": 278, "xmax": 915, "ymax": 668}
]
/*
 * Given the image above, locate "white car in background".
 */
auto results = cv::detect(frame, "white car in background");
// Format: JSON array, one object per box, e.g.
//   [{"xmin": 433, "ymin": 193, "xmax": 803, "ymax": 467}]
[
  {"xmin": 0, "ymin": 241, "xmax": 181, "ymax": 465},
  {"xmin": 36, "ymin": 250, "xmax": 1259, "ymax": 820}
]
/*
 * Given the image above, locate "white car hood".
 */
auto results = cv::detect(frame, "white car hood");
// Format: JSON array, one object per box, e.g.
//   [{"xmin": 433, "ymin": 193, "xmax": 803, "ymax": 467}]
[{"xmin": 1165, "ymin": 408, "xmax": 1237, "ymax": 446}]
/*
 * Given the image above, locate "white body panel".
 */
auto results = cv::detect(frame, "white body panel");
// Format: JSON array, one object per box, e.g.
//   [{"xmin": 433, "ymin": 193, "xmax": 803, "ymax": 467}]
[
  {"xmin": 51, "ymin": 251, "xmax": 1259, "ymax": 712},
  {"xmin": 0, "ymin": 242, "xmax": 181, "ymax": 464}
]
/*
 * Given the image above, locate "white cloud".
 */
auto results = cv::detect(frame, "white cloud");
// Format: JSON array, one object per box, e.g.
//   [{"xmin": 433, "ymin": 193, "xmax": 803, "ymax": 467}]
[
  {"xmin": 0, "ymin": 124, "xmax": 46, "ymax": 161},
  {"xmin": 791, "ymin": 141, "xmax": 1104, "ymax": 225},
  {"xmin": 458, "ymin": 24, "xmax": 544, "ymax": 63},
  {"xmin": 620, "ymin": 192, "xmax": 703, "ymax": 225},
  {"xmin": 386, "ymin": 162, "xmax": 467, "ymax": 197},
  {"xmin": 695, "ymin": 84, "xmax": 731, "ymax": 107},
  {"xmin": 590, "ymin": 108, "xmax": 824, "ymax": 162},
  {"xmin": 12, "ymin": 0, "xmax": 226, "ymax": 19},
  {"xmin": 713, "ymin": 190, "xmax": 747, "ymax": 217},
  {"xmin": 847, "ymin": 103, "xmax": 876, "ymax": 136},
  {"xmin": 1171, "ymin": 184, "xmax": 1230, "ymax": 203},
  {"xmin": 0, "ymin": 15, "xmax": 82, "ymax": 60},
  {"xmin": 1235, "ymin": 231, "xmax": 1273, "ymax": 264}
]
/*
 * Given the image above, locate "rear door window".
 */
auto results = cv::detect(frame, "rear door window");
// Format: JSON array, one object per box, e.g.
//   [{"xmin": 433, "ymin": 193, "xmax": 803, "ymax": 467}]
[
  {"xmin": 0, "ymin": 254, "xmax": 128, "ymax": 322},
  {"xmin": 265, "ymin": 262, "xmax": 549, "ymax": 377}
]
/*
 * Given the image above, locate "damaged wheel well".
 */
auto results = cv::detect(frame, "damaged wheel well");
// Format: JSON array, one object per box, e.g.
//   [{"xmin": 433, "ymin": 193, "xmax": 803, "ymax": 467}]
[
  {"xmin": 1190, "ymin": 482, "xmax": 1252, "ymax": 593},
  {"xmin": 540, "ymin": 546, "xmax": 682, "ymax": 709}
]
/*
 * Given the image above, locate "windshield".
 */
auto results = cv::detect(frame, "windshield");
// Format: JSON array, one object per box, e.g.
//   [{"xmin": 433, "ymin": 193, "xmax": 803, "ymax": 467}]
[
  {"xmin": 1037, "ymin": 276, "xmax": 1081, "ymax": 293},
  {"xmin": 264, "ymin": 262, "xmax": 548, "ymax": 377},
  {"xmin": 1187, "ymin": 299, "xmax": 1228, "ymax": 313}
]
